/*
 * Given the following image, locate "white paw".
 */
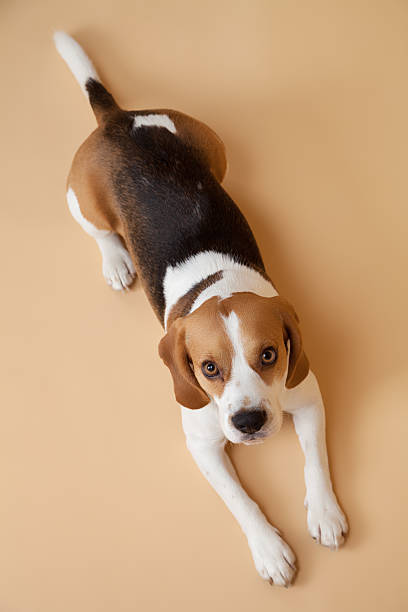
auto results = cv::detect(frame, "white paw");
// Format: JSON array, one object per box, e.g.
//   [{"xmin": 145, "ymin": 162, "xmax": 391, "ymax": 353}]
[
  {"xmin": 102, "ymin": 247, "xmax": 136, "ymax": 291},
  {"xmin": 247, "ymin": 523, "xmax": 296, "ymax": 587},
  {"xmin": 306, "ymin": 495, "xmax": 348, "ymax": 549}
]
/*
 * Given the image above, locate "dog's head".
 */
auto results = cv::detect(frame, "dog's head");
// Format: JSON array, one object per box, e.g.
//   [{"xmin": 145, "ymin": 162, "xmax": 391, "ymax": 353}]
[{"xmin": 159, "ymin": 293, "xmax": 309, "ymax": 444}]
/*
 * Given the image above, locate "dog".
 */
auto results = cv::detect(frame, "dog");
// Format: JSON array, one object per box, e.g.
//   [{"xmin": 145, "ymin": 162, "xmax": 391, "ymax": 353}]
[{"xmin": 54, "ymin": 32, "xmax": 348, "ymax": 587}]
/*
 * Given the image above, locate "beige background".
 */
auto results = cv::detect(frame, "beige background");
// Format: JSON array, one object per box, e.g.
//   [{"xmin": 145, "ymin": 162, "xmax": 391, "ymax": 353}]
[{"xmin": 1, "ymin": 1, "xmax": 407, "ymax": 610}]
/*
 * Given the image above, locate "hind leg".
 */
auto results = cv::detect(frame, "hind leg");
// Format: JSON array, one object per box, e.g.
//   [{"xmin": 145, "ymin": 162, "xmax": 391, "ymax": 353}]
[
  {"xmin": 66, "ymin": 187, "xmax": 136, "ymax": 291},
  {"xmin": 96, "ymin": 232, "xmax": 136, "ymax": 291},
  {"xmin": 166, "ymin": 110, "xmax": 227, "ymax": 183}
]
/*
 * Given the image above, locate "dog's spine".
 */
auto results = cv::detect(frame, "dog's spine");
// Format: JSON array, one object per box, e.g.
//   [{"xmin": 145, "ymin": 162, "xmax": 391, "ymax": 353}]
[{"xmin": 53, "ymin": 31, "xmax": 119, "ymax": 125}]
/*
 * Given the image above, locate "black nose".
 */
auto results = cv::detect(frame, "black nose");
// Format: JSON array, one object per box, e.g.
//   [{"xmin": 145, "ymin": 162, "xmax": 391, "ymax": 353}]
[{"xmin": 231, "ymin": 409, "xmax": 267, "ymax": 434}]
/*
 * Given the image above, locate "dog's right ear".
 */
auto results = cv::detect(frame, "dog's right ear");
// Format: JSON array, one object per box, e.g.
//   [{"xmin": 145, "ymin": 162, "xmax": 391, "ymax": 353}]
[{"xmin": 158, "ymin": 319, "xmax": 209, "ymax": 410}]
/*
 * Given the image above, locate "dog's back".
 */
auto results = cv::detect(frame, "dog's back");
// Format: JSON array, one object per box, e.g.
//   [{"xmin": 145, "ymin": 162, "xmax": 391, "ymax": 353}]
[{"xmin": 54, "ymin": 31, "xmax": 265, "ymax": 322}]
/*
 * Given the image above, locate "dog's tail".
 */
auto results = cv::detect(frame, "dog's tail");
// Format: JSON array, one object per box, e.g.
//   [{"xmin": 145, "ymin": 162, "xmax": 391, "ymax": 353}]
[{"xmin": 53, "ymin": 31, "xmax": 119, "ymax": 125}]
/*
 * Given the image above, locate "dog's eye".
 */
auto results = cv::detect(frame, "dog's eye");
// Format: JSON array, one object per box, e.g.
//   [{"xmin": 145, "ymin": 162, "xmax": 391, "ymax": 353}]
[
  {"xmin": 202, "ymin": 361, "xmax": 219, "ymax": 378},
  {"xmin": 261, "ymin": 347, "xmax": 277, "ymax": 366}
]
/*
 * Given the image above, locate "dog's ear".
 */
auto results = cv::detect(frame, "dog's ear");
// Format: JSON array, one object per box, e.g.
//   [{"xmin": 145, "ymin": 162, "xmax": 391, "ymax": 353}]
[
  {"xmin": 273, "ymin": 297, "xmax": 309, "ymax": 389},
  {"xmin": 158, "ymin": 319, "xmax": 209, "ymax": 409}
]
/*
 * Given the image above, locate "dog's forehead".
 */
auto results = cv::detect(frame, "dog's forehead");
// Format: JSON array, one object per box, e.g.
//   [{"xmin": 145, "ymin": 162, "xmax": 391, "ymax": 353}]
[
  {"xmin": 184, "ymin": 293, "xmax": 284, "ymax": 352},
  {"xmin": 184, "ymin": 297, "xmax": 231, "ymax": 357},
  {"xmin": 220, "ymin": 293, "xmax": 285, "ymax": 340}
]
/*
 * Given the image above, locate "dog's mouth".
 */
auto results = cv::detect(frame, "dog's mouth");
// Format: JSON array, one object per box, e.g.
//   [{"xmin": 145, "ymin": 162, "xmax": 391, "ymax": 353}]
[
  {"xmin": 242, "ymin": 432, "xmax": 269, "ymax": 445},
  {"xmin": 240, "ymin": 417, "xmax": 283, "ymax": 445}
]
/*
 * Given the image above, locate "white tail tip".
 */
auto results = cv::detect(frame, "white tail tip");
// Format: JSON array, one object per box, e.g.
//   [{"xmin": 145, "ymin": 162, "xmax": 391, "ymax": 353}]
[{"xmin": 53, "ymin": 31, "xmax": 100, "ymax": 96}]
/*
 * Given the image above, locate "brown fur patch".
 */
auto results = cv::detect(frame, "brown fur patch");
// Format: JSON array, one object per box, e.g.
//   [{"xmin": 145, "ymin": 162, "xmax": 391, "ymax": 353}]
[
  {"xmin": 67, "ymin": 129, "xmax": 124, "ymax": 234},
  {"xmin": 182, "ymin": 297, "xmax": 233, "ymax": 399},
  {"xmin": 158, "ymin": 316, "xmax": 210, "ymax": 409}
]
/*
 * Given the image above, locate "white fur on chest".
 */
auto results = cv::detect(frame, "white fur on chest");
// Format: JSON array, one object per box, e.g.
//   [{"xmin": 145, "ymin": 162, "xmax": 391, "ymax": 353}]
[{"xmin": 163, "ymin": 250, "xmax": 278, "ymax": 329}]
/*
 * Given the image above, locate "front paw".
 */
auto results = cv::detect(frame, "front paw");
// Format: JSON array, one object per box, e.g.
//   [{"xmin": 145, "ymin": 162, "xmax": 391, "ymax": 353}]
[
  {"xmin": 306, "ymin": 494, "xmax": 348, "ymax": 549},
  {"xmin": 247, "ymin": 523, "xmax": 297, "ymax": 587}
]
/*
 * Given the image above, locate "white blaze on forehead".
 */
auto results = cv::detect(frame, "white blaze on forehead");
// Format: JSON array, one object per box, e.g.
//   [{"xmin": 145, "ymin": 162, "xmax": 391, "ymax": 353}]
[
  {"xmin": 133, "ymin": 113, "xmax": 177, "ymax": 133},
  {"xmin": 221, "ymin": 311, "xmax": 265, "ymax": 407},
  {"xmin": 222, "ymin": 311, "xmax": 249, "ymax": 380}
]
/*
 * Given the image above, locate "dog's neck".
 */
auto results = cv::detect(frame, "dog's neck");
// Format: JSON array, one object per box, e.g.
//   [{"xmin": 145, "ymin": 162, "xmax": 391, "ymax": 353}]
[{"xmin": 164, "ymin": 251, "xmax": 278, "ymax": 330}]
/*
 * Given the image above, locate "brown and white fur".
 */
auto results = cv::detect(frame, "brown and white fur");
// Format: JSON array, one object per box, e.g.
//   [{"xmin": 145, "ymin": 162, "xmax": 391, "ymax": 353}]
[{"xmin": 54, "ymin": 32, "xmax": 348, "ymax": 587}]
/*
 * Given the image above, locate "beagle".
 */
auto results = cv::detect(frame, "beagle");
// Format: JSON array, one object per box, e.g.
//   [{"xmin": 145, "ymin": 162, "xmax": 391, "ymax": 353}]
[{"xmin": 54, "ymin": 32, "xmax": 348, "ymax": 587}]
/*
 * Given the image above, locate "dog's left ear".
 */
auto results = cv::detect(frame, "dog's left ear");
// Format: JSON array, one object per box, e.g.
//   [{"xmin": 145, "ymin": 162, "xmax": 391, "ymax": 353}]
[
  {"xmin": 273, "ymin": 297, "xmax": 310, "ymax": 388},
  {"xmin": 158, "ymin": 319, "xmax": 209, "ymax": 409}
]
